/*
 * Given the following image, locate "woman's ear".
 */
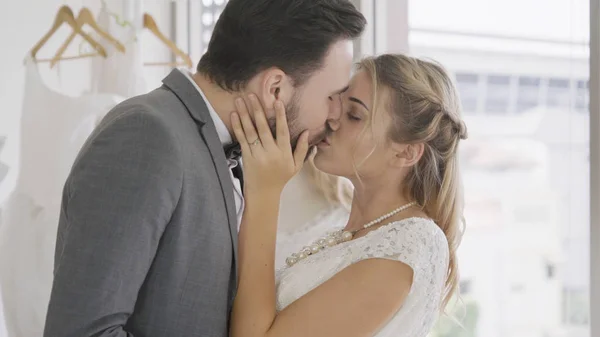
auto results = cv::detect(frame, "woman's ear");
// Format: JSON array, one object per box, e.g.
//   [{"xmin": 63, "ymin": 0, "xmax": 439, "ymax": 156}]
[{"xmin": 390, "ymin": 143, "xmax": 425, "ymax": 168}]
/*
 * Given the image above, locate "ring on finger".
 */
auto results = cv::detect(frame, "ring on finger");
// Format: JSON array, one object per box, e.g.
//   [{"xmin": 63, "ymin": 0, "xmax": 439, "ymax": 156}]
[{"xmin": 250, "ymin": 138, "xmax": 261, "ymax": 146}]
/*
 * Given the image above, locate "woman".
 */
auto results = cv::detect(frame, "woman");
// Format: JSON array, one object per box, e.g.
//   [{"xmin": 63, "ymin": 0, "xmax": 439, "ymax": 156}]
[{"xmin": 229, "ymin": 54, "xmax": 468, "ymax": 337}]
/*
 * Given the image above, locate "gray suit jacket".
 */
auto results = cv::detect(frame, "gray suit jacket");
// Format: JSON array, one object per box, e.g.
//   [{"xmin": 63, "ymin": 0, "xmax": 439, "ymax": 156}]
[{"xmin": 43, "ymin": 69, "xmax": 238, "ymax": 337}]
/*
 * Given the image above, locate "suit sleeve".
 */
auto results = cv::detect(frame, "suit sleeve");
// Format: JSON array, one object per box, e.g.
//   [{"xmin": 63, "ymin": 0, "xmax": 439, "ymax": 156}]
[{"xmin": 43, "ymin": 108, "xmax": 183, "ymax": 337}]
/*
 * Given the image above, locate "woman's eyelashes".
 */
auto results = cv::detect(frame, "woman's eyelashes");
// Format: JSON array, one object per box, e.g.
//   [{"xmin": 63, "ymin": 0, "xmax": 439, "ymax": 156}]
[{"xmin": 345, "ymin": 107, "xmax": 362, "ymax": 121}]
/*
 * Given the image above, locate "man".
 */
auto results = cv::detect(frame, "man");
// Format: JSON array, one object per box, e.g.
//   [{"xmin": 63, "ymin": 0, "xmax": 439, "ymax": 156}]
[{"xmin": 43, "ymin": 1, "xmax": 366, "ymax": 336}]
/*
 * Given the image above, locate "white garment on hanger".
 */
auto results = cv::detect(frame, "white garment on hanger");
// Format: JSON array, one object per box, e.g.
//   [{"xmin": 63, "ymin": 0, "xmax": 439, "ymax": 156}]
[
  {"xmin": 0, "ymin": 57, "xmax": 124, "ymax": 337},
  {"xmin": 90, "ymin": 3, "xmax": 147, "ymax": 97}
]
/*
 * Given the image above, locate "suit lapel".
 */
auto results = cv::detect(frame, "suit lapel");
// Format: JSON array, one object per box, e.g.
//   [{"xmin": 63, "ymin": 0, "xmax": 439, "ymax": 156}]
[{"xmin": 161, "ymin": 69, "xmax": 239, "ymax": 279}]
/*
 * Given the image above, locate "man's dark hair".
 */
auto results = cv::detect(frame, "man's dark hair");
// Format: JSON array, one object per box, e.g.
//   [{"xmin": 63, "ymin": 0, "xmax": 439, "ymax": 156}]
[{"xmin": 197, "ymin": 0, "xmax": 366, "ymax": 92}]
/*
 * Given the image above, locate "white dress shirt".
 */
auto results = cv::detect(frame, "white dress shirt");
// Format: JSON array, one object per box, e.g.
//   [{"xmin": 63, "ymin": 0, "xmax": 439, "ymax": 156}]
[{"xmin": 182, "ymin": 70, "xmax": 244, "ymax": 230}]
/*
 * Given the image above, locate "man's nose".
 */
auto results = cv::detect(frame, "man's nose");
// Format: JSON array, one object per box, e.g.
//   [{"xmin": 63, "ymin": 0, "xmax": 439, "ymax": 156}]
[
  {"xmin": 329, "ymin": 97, "xmax": 343, "ymax": 120},
  {"xmin": 327, "ymin": 97, "xmax": 343, "ymax": 131}
]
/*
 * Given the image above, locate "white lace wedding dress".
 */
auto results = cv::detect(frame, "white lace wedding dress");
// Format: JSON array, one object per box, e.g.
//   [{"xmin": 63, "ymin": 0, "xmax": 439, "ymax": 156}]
[{"xmin": 275, "ymin": 217, "xmax": 449, "ymax": 337}]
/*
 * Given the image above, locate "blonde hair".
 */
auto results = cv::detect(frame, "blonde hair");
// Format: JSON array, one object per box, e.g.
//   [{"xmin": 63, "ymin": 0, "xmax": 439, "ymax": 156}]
[{"xmin": 356, "ymin": 54, "xmax": 468, "ymax": 310}]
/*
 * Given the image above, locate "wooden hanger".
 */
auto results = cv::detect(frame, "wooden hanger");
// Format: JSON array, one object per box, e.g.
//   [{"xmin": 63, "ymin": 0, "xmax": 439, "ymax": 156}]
[
  {"xmin": 30, "ymin": 6, "xmax": 107, "ymax": 63},
  {"xmin": 49, "ymin": 7, "xmax": 125, "ymax": 68},
  {"xmin": 143, "ymin": 13, "xmax": 193, "ymax": 68}
]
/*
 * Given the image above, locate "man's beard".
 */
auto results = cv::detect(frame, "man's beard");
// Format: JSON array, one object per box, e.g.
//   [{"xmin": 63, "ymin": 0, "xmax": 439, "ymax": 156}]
[{"xmin": 267, "ymin": 91, "xmax": 330, "ymax": 153}]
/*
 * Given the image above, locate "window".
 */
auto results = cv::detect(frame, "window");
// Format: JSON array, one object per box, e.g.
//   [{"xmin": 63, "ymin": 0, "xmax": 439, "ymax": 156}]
[
  {"xmin": 516, "ymin": 76, "xmax": 541, "ymax": 113},
  {"xmin": 460, "ymin": 279, "xmax": 473, "ymax": 295},
  {"xmin": 547, "ymin": 78, "xmax": 572, "ymax": 109},
  {"xmin": 455, "ymin": 72, "xmax": 480, "ymax": 114},
  {"xmin": 563, "ymin": 288, "xmax": 591, "ymax": 325},
  {"xmin": 546, "ymin": 262, "xmax": 556, "ymax": 279},
  {"xmin": 576, "ymin": 80, "xmax": 589, "ymax": 112},
  {"xmin": 199, "ymin": 0, "xmax": 228, "ymax": 54},
  {"xmin": 406, "ymin": 0, "xmax": 590, "ymax": 336},
  {"xmin": 485, "ymin": 75, "xmax": 511, "ymax": 114}
]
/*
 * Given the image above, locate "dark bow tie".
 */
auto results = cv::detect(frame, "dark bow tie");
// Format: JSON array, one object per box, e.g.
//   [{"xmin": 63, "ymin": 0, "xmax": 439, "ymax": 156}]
[
  {"xmin": 224, "ymin": 142, "xmax": 241, "ymax": 161},
  {"xmin": 224, "ymin": 142, "xmax": 244, "ymax": 186}
]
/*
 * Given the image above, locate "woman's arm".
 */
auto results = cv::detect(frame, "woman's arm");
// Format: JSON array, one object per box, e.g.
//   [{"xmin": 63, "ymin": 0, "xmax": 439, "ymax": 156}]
[
  {"xmin": 230, "ymin": 188, "xmax": 281, "ymax": 337},
  {"xmin": 229, "ymin": 94, "xmax": 307, "ymax": 337}
]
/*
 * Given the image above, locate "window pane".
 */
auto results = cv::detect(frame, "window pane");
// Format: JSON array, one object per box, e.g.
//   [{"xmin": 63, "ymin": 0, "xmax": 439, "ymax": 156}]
[
  {"xmin": 575, "ymin": 80, "xmax": 589, "ymax": 112},
  {"xmin": 485, "ymin": 75, "xmax": 511, "ymax": 114},
  {"xmin": 547, "ymin": 78, "xmax": 572, "ymax": 108},
  {"xmin": 200, "ymin": 0, "xmax": 229, "ymax": 53},
  {"xmin": 455, "ymin": 72, "xmax": 480, "ymax": 113},
  {"xmin": 516, "ymin": 76, "xmax": 541, "ymax": 113}
]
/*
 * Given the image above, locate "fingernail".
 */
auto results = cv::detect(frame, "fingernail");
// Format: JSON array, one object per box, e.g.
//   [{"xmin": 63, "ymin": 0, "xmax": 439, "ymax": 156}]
[
  {"xmin": 275, "ymin": 101, "xmax": 283, "ymax": 108},
  {"xmin": 248, "ymin": 94, "xmax": 256, "ymax": 100},
  {"xmin": 235, "ymin": 97, "xmax": 243, "ymax": 105}
]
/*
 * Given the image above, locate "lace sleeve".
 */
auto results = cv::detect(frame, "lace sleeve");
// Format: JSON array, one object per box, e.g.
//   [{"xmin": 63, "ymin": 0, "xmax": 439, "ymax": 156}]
[{"xmin": 353, "ymin": 218, "xmax": 450, "ymax": 289}]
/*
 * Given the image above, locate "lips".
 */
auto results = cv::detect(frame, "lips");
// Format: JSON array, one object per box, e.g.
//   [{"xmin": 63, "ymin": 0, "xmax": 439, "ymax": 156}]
[{"xmin": 317, "ymin": 136, "xmax": 330, "ymax": 147}]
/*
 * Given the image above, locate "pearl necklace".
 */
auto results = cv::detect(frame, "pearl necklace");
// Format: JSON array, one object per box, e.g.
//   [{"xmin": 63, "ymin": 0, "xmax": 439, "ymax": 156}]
[{"xmin": 285, "ymin": 201, "xmax": 417, "ymax": 267}]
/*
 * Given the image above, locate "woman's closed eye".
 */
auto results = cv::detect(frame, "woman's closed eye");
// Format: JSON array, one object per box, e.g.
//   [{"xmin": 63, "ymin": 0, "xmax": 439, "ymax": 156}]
[{"xmin": 346, "ymin": 107, "xmax": 362, "ymax": 121}]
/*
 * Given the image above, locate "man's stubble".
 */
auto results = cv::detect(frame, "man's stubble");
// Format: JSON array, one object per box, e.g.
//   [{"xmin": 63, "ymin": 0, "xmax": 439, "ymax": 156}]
[{"xmin": 267, "ymin": 90, "xmax": 329, "ymax": 153}]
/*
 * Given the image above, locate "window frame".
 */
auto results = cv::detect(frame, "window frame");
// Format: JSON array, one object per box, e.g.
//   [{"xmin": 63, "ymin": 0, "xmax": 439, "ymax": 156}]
[{"xmin": 589, "ymin": 0, "xmax": 600, "ymax": 335}]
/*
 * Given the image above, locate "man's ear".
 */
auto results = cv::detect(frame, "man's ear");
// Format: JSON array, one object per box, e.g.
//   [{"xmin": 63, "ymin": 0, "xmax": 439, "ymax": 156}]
[{"xmin": 259, "ymin": 67, "xmax": 286, "ymax": 109}]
